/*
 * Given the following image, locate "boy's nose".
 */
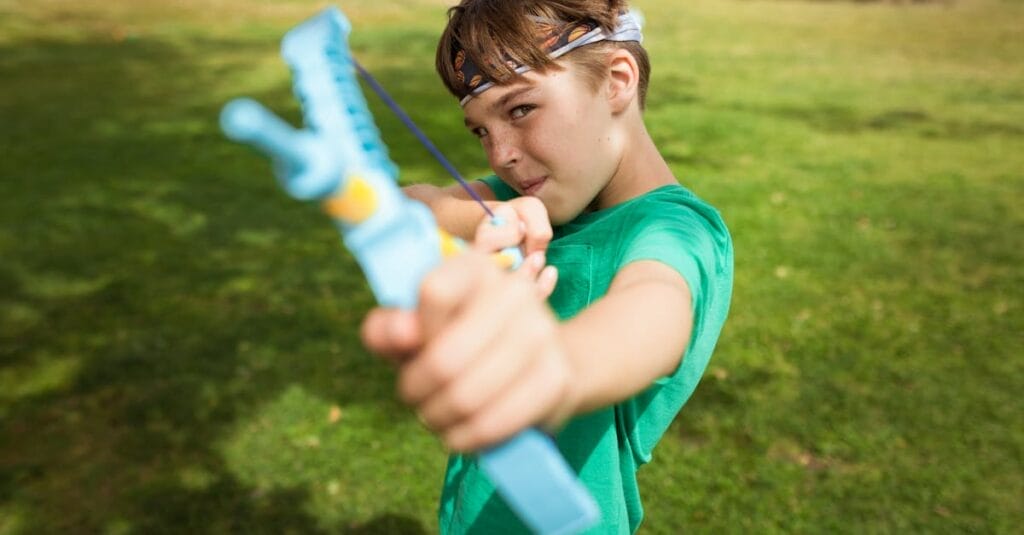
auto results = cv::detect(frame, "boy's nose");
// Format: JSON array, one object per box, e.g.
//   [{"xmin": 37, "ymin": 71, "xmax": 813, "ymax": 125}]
[{"xmin": 489, "ymin": 134, "xmax": 521, "ymax": 169}]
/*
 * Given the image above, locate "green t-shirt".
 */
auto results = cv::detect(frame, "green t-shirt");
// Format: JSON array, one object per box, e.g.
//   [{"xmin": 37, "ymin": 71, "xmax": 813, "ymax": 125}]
[{"xmin": 439, "ymin": 176, "xmax": 734, "ymax": 534}]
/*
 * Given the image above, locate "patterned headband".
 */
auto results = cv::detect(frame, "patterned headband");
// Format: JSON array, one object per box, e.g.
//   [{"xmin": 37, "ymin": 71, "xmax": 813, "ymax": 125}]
[{"xmin": 453, "ymin": 10, "xmax": 644, "ymax": 106}]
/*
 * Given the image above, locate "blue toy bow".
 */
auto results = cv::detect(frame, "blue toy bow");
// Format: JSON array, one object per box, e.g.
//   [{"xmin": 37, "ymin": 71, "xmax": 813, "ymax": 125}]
[{"xmin": 219, "ymin": 6, "xmax": 598, "ymax": 534}]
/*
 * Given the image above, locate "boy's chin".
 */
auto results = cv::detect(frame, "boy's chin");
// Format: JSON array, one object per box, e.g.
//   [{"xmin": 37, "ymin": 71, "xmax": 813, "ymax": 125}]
[
  {"xmin": 527, "ymin": 190, "xmax": 585, "ymax": 225},
  {"xmin": 547, "ymin": 206, "xmax": 584, "ymax": 226}
]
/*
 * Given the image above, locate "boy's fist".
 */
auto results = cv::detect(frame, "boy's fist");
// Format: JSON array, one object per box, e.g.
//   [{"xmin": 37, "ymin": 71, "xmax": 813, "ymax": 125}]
[
  {"xmin": 475, "ymin": 197, "xmax": 553, "ymax": 255},
  {"xmin": 361, "ymin": 251, "xmax": 579, "ymax": 452}
]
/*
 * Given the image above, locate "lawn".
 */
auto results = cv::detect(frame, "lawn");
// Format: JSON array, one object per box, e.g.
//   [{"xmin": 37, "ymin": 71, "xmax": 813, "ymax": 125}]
[{"xmin": 1, "ymin": 0, "xmax": 1021, "ymax": 533}]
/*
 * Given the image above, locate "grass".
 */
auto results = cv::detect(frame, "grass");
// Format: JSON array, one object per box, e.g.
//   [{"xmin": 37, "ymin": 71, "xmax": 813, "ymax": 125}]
[{"xmin": 1, "ymin": 0, "xmax": 1021, "ymax": 533}]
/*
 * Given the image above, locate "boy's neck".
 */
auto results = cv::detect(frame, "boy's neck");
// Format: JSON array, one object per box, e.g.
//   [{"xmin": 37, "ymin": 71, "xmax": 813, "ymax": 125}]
[{"xmin": 591, "ymin": 113, "xmax": 677, "ymax": 212}]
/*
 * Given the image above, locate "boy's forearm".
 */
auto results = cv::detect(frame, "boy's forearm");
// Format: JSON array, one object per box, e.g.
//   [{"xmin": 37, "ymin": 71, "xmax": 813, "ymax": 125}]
[
  {"xmin": 403, "ymin": 183, "xmax": 496, "ymax": 240},
  {"xmin": 558, "ymin": 261, "xmax": 694, "ymax": 416}
]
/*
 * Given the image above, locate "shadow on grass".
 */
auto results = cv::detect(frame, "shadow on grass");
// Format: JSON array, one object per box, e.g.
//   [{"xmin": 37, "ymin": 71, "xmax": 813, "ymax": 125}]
[
  {"xmin": 729, "ymin": 101, "xmax": 1024, "ymax": 139},
  {"xmin": 0, "ymin": 27, "xmax": 459, "ymax": 533}
]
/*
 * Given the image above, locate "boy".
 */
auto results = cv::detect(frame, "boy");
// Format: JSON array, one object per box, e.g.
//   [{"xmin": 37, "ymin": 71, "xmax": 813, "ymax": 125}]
[{"xmin": 361, "ymin": 0, "xmax": 733, "ymax": 532}]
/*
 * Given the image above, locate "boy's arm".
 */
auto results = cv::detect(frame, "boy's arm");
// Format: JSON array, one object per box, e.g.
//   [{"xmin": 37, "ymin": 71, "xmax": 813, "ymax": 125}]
[
  {"xmin": 559, "ymin": 260, "xmax": 693, "ymax": 415},
  {"xmin": 404, "ymin": 182, "xmax": 554, "ymax": 256},
  {"xmin": 438, "ymin": 258, "xmax": 694, "ymax": 445},
  {"xmin": 403, "ymin": 181, "xmax": 497, "ymax": 240},
  {"xmin": 362, "ymin": 253, "xmax": 693, "ymax": 452}
]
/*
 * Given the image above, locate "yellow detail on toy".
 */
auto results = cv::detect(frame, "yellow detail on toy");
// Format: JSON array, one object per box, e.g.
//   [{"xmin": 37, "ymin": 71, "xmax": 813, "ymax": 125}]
[
  {"xmin": 438, "ymin": 229, "xmax": 462, "ymax": 258},
  {"xmin": 491, "ymin": 250, "xmax": 518, "ymax": 270},
  {"xmin": 323, "ymin": 176, "xmax": 377, "ymax": 223}
]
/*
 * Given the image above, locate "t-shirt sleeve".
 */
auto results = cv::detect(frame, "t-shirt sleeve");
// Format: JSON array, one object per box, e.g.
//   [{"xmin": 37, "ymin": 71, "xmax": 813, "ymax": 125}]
[
  {"xmin": 615, "ymin": 202, "xmax": 734, "ymax": 465},
  {"xmin": 478, "ymin": 175, "xmax": 519, "ymax": 202}
]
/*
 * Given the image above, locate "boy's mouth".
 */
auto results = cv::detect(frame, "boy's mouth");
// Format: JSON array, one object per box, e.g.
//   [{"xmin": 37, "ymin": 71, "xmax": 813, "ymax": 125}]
[{"xmin": 521, "ymin": 176, "xmax": 547, "ymax": 195}]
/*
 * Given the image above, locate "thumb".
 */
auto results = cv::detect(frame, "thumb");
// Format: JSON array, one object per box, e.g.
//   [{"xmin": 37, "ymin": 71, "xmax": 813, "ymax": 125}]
[{"xmin": 360, "ymin": 307, "xmax": 423, "ymax": 364}]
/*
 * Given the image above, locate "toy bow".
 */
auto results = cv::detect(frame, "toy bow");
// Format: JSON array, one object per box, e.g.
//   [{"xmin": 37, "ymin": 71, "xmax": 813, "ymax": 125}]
[{"xmin": 219, "ymin": 6, "xmax": 598, "ymax": 534}]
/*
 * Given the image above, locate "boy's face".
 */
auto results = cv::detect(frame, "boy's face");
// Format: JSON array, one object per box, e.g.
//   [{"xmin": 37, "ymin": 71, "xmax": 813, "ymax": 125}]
[{"xmin": 462, "ymin": 63, "xmax": 621, "ymax": 225}]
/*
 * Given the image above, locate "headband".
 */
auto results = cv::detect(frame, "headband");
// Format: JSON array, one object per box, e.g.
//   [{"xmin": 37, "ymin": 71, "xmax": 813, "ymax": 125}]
[{"xmin": 453, "ymin": 10, "xmax": 644, "ymax": 106}]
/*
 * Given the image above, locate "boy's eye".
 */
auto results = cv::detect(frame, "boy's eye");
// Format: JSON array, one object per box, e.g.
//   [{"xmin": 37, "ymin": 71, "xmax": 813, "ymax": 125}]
[
  {"xmin": 471, "ymin": 126, "xmax": 488, "ymax": 138},
  {"xmin": 509, "ymin": 104, "xmax": 535, "ymax": 120}
]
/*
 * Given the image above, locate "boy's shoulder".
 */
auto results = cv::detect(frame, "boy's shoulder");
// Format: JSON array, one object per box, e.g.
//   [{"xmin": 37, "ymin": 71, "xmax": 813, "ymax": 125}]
[{"xmin": 575, "ymin": 183, "xmax": 727, "ymax": 235}]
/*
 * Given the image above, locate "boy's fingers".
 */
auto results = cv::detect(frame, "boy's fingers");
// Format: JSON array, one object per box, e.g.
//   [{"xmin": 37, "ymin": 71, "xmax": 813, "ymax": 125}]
[
  {"xmin": 517, "ymin": 251, "xmax": 545, "ymax": 278},
  {"xmin": 515, "ymin": 252, "xmax": 558, "ymax": 299},
  {"xmin": 472, "ymin": 223, "xmax": 522, "ymax": 254},
  {"xmin": 444, "ymin": 346, "xmax": 571, "ymax": 452},
  {"xmin": 511, "ymin": 197, "xmax": 553, "ymax": 255},
  {"xmin": 472, "ymin": 205, "xmax": 523, "ymax": 254},
  {"xmin": 414, "ymin": 316, "xmax": 524, "ymax": 430},
  {"xmin": 401, "ymin": 254, "xmax": 504, "ymax": 405},
  {"xmin": 360, "ymin": 308, "xmax": 422, "ymax": 363},
  {"xmin": 535, "ymin": 265, "xmax": 559, "ymax": 299},
  {"xmin": 415, "ymin": 284, "xmax": 545, "ymax": 430},
  {"xmin": 417, "ymin": 253, "xmax": 492, "ymax": 339}
]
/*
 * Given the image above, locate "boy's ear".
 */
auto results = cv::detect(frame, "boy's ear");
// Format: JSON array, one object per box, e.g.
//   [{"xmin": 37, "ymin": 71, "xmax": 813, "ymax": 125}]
[{"xmin": 606, "ymin": 49, "xmax": 640, "ymax": 114}]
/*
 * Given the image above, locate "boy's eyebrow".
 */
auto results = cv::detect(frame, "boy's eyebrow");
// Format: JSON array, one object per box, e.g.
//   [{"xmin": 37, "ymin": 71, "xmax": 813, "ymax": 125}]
[
  {"xmin": 464, "ymin": 86, "xmax": 538, "ymax": 129},
  {"xmin": 491, "ymin": 86, "xmax": 537, "ymax": 112}
]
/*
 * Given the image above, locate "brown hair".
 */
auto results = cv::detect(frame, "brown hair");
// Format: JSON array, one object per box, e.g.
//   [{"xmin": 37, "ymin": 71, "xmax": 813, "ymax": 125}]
[{"xmin": 435, "ymin": 0, "xmax": 651, "ymax": 108}]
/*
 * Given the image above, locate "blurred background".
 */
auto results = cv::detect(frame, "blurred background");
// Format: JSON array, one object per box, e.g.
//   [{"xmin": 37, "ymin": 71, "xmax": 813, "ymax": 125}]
[{"xmin": 1, "ymin": 0, "xmax": 1021, "ymax": 532}]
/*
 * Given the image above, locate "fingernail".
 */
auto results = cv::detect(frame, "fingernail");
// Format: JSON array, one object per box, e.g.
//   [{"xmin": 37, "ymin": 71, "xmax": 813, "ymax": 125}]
[{"xmin": 530, "ymin": 251, "xmax": 545, "ymax": 268}]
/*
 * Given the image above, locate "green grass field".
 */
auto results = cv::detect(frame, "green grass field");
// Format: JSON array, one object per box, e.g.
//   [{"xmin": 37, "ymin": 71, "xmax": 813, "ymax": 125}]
[{"xmin": 1, "ymin": 0, "xmax": 1021, "ymax": 532}]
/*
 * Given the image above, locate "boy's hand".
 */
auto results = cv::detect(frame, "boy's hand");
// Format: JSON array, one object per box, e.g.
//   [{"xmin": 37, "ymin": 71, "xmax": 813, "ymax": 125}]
[
  {"xmin": 474, "ymin": 200, "xmax": 558, "ymax": 299},
  {"xmin": 478, "ymin": 197, "xmax": 552, "ymax": 256},
  {"xmin": 361, "ymin": 252, "xmax": 579, "ymax": 452}
]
